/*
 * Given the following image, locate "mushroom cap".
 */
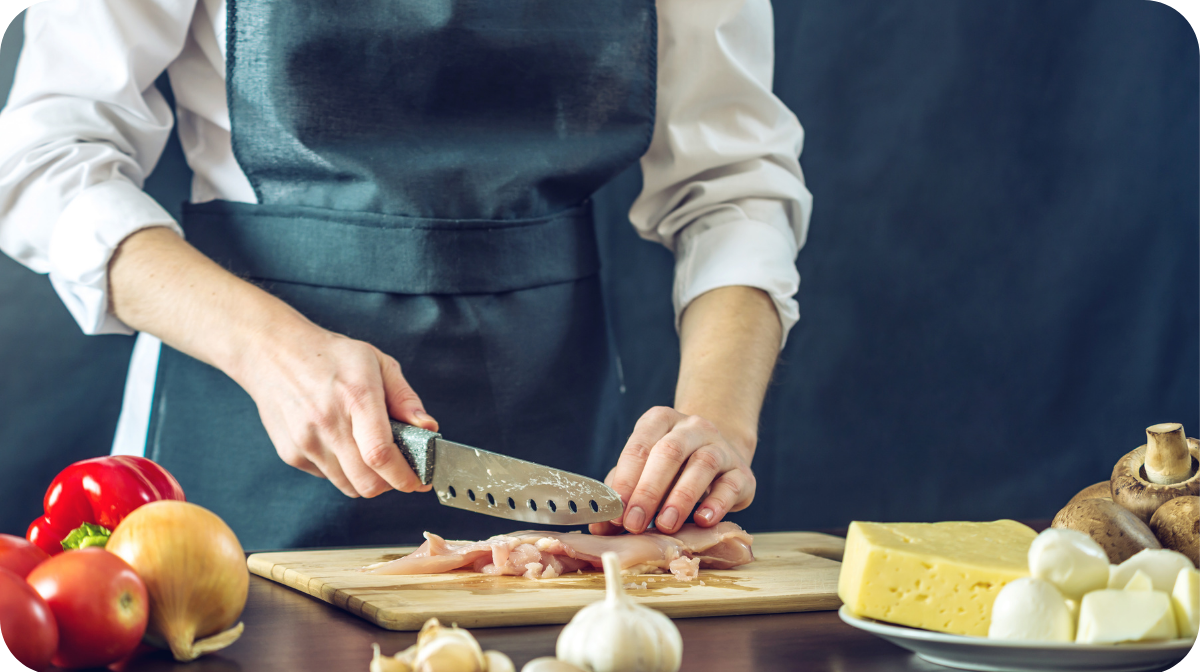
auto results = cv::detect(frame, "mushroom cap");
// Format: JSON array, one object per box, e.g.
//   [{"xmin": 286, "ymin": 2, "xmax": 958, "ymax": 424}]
[
  {"xmin": 1051, "ymin": 497, "xmax": 1162, "ymax": 564},
  {"xmin": 1110, "ymin": 443, "xmax": 1199, "ymax": 522},
  {"xmin": 1148, "ymin": 495, "xmax": 1199, "ymax": 567},
  {"xmin": 1067, "ymin": 481, "xmax": 1112, "ymax": 506}
]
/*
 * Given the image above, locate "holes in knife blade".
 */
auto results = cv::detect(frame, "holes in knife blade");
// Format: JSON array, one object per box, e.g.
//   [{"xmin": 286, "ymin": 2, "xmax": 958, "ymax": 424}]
[
  {"xmin": 507, "ymin": 497, "xmax": 516, "ymax": 510},
  {"xmin": 568, "ymin": 500, "xmax": 578, "ymax": 513},
  {"xmin": 548, "ymin": 500, "xmax": 557, "ymax": 512},
  {"xmin": 589, "ymin": 500, "xmax": 599, "ymax": 512},
  {"xmin": 467, "ymin": 489, "xmax": 476, "ymax": 501},
  {"xmin": 447, "ymin": 485, "xmax": 456, "ymax": 498},
  {"xmin": 486, "ymin": 493, "xmax": 495, "ymax": 506},
  {"xmin": 528, "ymin": 499, "xmax": 537, "ymax": 511}
]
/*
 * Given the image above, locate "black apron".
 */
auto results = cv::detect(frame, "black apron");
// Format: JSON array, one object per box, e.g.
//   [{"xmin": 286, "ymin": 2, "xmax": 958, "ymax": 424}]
[{"xmin": 147, "ymin": 0, "xmax": 656, "ymax": 550}]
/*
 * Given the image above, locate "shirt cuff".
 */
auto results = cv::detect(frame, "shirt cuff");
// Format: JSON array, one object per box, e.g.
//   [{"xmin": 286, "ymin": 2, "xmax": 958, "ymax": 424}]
[
  {"xmin": 673, "ymin": 217, "xmax": 801, "ymax": 349},
  {"xmin": 48, "ymin": 180, "xmax": 184, "ymax": 335}
]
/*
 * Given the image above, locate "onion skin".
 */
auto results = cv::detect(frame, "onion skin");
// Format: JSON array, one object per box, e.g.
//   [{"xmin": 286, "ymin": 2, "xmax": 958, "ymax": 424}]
[{"xmin": 106, "ymin": 501, "xmax": 248, "ymax": 662}]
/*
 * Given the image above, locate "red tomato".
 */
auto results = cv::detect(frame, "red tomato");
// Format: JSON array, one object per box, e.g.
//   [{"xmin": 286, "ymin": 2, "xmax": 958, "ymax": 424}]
[
  {"xmin": 0, "ymin": 567, "xmax": 59, "ymax": 671},
  {"xmin": 26, "ymin": 548, "xmax": 148, "ymax": 669},
  {"xmin": 0, "ymin": 533, "xmax": 50, "ymax": 578}
]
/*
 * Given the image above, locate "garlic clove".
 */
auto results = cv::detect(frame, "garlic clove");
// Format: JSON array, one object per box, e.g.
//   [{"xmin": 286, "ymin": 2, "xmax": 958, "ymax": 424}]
[
  {"xmin": 413, "ymin": 627, "xmax": 486, "ymax": 672},
  {"xmin": 372, "ymin": 643, "xmax": 414, "ymax": 672},
  {"xmin": 483, "ymin": 650, "xmax": 516, "ymax": 672},
  {"xmin": 520, "ymin": 658, "xmax": 588, "ymax": 672}
]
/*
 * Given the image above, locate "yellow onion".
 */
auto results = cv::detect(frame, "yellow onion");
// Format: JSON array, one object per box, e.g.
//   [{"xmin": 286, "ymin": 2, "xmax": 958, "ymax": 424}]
[{"xmin": 106, "ymin": 500, "xmax": 248, "ymax": 661}]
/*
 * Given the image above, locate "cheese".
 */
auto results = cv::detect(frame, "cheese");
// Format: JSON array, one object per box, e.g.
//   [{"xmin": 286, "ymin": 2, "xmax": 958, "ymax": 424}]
[
  {"xmin": 1076, "ymin": 590, "xmax": 1178, "ymax": 643},
  {"xmin": 1172, "ymin": 567, "xmax": 1200, "ymax": 639},
  {"xmin": 987, "ymin": 577, "xmax": 1074, "ymax": 642},
  {"xmin": 837, "ymin": 520, "xmax": 1038, "ymax": 637}
]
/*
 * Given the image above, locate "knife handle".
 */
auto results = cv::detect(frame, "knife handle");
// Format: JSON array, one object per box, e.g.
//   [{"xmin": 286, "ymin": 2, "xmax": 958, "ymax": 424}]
[{"xmin": 389, "ymin": 420, "xmax": 440, "ymax": 486}]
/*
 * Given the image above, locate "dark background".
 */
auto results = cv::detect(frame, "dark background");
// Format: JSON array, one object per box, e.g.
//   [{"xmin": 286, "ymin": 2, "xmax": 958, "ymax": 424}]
[{"xmin": 1, "ymin": 0, "xmax": 1197, "ymax": 537}]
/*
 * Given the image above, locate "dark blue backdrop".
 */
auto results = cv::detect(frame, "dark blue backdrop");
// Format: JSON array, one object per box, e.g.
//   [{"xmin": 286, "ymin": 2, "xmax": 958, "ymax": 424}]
[{"xmin": 2, "ymin": 0, "xmax": 1197, "ymax": 536}]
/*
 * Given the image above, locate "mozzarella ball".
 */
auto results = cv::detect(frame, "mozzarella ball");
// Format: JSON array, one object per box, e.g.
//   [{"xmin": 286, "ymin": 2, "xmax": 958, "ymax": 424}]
[
  {"xmin": 988, "ymin": 577, "xmax": 1075, "ymax": 642},
  {"xmin": 1028, "ymin": 528, "xmax": 1111, "ymax": 600}
]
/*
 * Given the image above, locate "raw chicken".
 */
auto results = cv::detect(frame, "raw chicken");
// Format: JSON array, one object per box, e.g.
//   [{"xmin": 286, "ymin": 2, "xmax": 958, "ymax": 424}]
[{"xmin": 362, "ymin": 522, "xmax": 754, "ymax": 581}]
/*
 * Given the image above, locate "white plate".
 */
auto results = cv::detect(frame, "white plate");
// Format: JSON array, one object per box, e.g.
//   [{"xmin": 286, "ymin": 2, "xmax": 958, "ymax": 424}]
[{"xmin": 838, "ymin": 605, "xmax": 1197, "ymax": 672}]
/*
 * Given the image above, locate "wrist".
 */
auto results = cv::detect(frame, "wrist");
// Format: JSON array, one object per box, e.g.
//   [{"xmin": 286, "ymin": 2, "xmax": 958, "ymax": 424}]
[{"xmin": 223, "ymin": 300, "xmax": 325, "ymax": 389}]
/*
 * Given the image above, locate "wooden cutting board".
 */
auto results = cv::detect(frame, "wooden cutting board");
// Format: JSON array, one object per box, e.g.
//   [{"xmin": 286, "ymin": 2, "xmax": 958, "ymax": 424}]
[{"xmin": 247, "ymin": 532, "xmax": 845, "ymax": 630}]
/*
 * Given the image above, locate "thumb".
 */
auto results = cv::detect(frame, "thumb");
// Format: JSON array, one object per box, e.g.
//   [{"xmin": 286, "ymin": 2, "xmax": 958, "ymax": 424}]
[{"xmin": 375, "ymin": 349, "xmax": 438, "ymax": 432}]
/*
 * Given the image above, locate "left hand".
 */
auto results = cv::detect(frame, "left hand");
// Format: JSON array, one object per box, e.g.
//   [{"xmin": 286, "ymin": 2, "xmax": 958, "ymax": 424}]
[{"xmin": 589, "ymin": 406, "xmax": 756, "ymax": 536}]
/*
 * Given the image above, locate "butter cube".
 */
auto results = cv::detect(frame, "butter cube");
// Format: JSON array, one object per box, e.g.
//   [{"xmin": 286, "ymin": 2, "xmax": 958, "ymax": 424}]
[
  {"xmin": 1076, "ymin": 590, "xmax": 1178, "ymax": 643},
  {"xmin": 1172, "ymin": 567, "xmax": 1199, "ymax": 639},
  {"xmin": 838, "ymin": 520, "xmax": 1037, "ymax": 637}
]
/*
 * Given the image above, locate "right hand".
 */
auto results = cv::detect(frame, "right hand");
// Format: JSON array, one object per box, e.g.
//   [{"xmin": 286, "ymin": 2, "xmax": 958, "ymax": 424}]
[{"xmin": 235, "ymin": 325, "xmax": 439, "ymax": 498}]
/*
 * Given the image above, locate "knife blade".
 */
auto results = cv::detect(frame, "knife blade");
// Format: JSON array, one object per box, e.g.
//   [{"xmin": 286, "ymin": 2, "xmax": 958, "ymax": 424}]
[{"xmin": 390, "ymin": 420, "xmax": 624, "ymax": 525}]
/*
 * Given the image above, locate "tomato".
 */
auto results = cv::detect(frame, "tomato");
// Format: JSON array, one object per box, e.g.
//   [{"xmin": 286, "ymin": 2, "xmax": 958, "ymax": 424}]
[
  {"xmin": 26, "ymin": 548, "xmax": 148, "ymax": 669},
  {"xmin": 0, "ymin": 533, "xmax": 50, "ymax": 578},
  {"xmin": 0, "ymin": 567, "xmax": 58, "ymax": 671}
]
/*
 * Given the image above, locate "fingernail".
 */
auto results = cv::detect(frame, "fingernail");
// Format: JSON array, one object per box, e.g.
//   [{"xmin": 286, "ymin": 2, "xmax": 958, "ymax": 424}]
[
  {"xmin": 625, "ymin": 506, "xmax": 646, "ymax": 532},
  {"xmin": 697, "ymin": 507, "xmax": 715, "ymax": 524},
  {"xmin": 414, "ymin": 409, "xmax": 430, "ymax": 421},
  {"xmin": 658, "ymin": 507, "xmax": 679, "ymax": 530}
]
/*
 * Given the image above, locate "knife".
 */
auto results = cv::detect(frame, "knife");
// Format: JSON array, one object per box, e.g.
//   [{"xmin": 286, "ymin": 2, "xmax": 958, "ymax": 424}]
[{"xmin": 390, "ymin": 420, "xmax": 624, "ymax": 526}]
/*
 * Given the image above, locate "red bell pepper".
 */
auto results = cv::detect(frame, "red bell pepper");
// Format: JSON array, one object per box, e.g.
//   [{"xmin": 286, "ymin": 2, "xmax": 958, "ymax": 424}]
[{"xmin": 26, "ymin": 456, "xmax": 185, "ymax": 556}]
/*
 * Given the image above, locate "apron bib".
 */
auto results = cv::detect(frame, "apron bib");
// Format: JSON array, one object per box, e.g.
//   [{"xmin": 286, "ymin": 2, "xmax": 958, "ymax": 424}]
[{"xmin": 147, "ymin": 0, "xmax": 656, "ymax": 550}]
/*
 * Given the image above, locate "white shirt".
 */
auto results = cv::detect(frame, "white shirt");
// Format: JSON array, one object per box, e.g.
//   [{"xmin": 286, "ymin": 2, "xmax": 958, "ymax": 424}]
[{"xmin": 0, "ymin": 0, "xmax": 812, "ymax": 457}]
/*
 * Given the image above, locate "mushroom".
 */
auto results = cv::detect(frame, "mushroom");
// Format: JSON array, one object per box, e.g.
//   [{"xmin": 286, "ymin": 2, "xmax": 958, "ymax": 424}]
[
  {"xmin": 1149, "ymin": 495, "xmax": 1199, "ymax": 567},
  {"xmin": 1052, "ymin": 497, "xmax": 1161, "ymax": 564},
  {"xmin": 1067, "ymin": 481, "xmax": 1112, "ymax": 505},
  {"xmin": 1110, "ymin": 423, "xmax": 1200, "ymax": 522}
]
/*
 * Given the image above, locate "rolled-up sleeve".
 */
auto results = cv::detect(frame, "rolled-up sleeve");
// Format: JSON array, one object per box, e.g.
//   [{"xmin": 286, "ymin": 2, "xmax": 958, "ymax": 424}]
[
  {"xmin": 0, "ymin": 0, "xmax": 195, "ymax": 335},
  {"xmin": 633, "ymin": 0, "xmax": 812, "ymax": 347}
]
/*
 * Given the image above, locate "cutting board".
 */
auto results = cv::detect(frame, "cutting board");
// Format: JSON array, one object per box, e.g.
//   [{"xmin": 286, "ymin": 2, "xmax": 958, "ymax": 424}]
[{"xmin": 247, "ymin": 532, "xmax": 845, "ymax": 630}]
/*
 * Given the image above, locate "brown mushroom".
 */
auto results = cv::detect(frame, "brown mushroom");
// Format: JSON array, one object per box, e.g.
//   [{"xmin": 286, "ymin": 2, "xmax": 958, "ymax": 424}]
[
  {"xmin": 1149, "ymin": 495, "xmax": 1199, "ymax": 567},
  {"xmin": 1052, "ymin": 497, "xmax": 1162, "ymax": 563},
  {"xmin": 1110, "ymin": 423, "xmax": 1200, "ymax": 522},
  {"xmin": 1067, "ymin": 481, "xmax": 1112, "ymax": 505}
]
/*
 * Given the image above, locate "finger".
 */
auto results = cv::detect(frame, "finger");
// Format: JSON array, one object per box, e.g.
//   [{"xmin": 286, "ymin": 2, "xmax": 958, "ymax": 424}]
[
  {"xmin": 309, "ymin": 449, "xmax": 360, "ymax": 498},
  {"xmin": 588, "ymin": 521, "xmax": 623, "ymax": 535},
  {"xmin": 655, "ymin": 447, "xmax": 726, "ymax": 535},
  {"xmin": 375, "ymin": 349, "xmax": 438, "ymax": 432},
  {"xmin": 694, "ymin": 471, "xmax": 752, "ymax": 527},
  {"xmin": 348, "ymin": 373, "xmax": 425, "ymax": 494},
  {"xmin": 607, "ymin": 407, "xmax": 682, "ymax": 526},
  {"xmin": 623, "ymin": 424, "xmax": 711, "ymax": 534}
]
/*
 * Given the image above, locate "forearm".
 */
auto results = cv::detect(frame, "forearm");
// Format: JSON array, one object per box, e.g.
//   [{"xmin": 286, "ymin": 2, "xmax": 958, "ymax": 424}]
[
  {"xmin": 675, "ymin": 285, "xmax": 782, "ymax": 457},
  {"xmin": 107, "ymin": 226, "xmax": 313, "ymax": 383}
]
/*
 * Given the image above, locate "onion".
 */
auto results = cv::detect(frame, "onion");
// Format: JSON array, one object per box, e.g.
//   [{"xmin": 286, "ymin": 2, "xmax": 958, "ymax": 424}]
[{"xmin": 106, "ymin": 500, "xmax": 248, "ymax": 661}]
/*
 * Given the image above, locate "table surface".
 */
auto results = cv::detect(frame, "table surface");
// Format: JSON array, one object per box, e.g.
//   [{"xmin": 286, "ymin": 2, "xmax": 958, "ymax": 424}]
[{"xmin": 88, "ymin": 520, "xmax": 1131, "ymax": 672}]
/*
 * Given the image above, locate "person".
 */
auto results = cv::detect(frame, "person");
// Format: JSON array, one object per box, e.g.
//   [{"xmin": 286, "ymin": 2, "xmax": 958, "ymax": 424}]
[{"xmin": 0, "ymin": 0, "xmax": 811, "ymax": 550}]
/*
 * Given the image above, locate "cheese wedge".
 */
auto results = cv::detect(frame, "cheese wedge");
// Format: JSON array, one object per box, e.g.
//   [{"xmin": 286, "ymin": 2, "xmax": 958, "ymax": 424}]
[
  {"xmin": 1076, "ymin": 590, "xmax": 1177, "ymax": 643},
  {"xmin": 1172, "ymin": 567, "xmax": 1199, "ymax": 639},
  {"xmin": 838, "ymin": 520, "xmax": 1037, "ymax": 637}
]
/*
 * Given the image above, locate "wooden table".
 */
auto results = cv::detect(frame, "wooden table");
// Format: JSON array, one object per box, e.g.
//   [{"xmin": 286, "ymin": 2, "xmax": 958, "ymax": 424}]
[
  {"xmin": 111, "ymin": 572, "xmax": 939, "ymax": 672},
  {"xmin": 102, "ymin": 523, "xmax": 1059, "ymax": 671}
]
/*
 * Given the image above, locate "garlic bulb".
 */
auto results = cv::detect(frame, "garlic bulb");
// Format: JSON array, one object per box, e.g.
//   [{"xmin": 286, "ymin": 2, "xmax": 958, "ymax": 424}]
[{"xmin": 556, "ymin": 552, "xmax": 682, "ymax": 672}]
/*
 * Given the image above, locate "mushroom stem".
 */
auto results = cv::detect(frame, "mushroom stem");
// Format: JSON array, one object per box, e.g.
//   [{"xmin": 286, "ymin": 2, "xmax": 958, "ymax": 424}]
[{"xmin": 1145, "ymin": 423, "xmax": 1193, "ymax": 485}]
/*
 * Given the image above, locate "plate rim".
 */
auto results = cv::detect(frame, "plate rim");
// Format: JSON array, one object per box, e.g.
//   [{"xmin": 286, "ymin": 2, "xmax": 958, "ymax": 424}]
[{"xmin": 837, "ymin": 605, "xmax": 1197, "ymax": 652}]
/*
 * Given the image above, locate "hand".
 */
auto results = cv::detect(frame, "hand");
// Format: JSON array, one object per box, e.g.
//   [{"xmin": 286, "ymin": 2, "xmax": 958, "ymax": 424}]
[
  {"xmin": 589, "ymin": 406, "xmax": 756, "ymax": 536},
  {"xmin": 236, "ymin": 324, "xmax": 439, "ymax": 498}
]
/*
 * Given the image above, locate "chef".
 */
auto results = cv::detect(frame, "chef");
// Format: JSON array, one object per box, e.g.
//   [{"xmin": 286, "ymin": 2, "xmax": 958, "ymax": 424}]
[{"xmin": 0, "ymin": 0, "xmax": 811, "ymax": 550}]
